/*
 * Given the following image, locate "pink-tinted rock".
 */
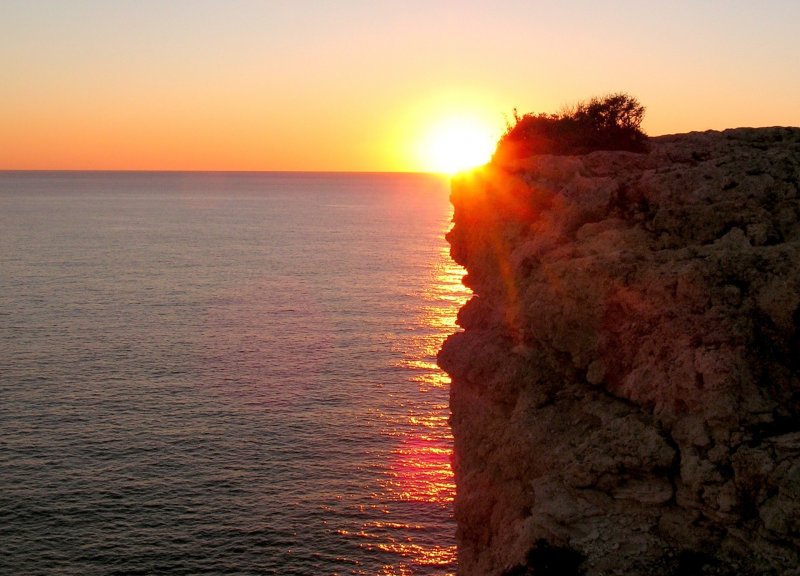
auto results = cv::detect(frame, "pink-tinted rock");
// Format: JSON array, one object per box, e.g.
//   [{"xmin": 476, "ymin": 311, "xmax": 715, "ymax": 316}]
[{"xmin": 439, "ymin": 128, "xmax": 800, "ymax": 575}]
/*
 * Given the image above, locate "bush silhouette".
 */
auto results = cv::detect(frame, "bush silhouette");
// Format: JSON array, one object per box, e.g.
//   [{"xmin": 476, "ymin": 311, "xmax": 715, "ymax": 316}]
[{"xmin": 494, "ymin": 93, "xmax": 649, "ymax": 162}]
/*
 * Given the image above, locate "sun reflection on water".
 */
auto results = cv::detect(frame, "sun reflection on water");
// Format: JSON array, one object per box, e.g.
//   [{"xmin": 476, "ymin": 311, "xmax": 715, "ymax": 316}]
[
  {"xmin": 335, "ymin": 237, "xmax": 469, "ymax": 575},
  {"xmin": 359, "ymin": 242, "xmax": 469, "ymax": 574}
]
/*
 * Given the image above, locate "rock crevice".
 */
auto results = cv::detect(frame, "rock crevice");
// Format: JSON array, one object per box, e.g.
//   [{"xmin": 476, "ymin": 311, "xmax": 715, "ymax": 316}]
[{"xmin": 439, "ymin": 128, "xmax": 800, "ymax": 575}]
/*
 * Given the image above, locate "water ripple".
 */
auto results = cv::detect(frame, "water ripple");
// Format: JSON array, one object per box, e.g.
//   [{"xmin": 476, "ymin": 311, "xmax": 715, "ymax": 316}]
[{"xmin": 0, "ymin": 172, "xmax": 463, "ymax": 575}]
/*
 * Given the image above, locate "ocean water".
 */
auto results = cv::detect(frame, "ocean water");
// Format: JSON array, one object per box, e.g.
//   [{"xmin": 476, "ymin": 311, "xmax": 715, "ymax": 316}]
[{"xmin": 0, "ymin": 172, "xmax": 468, "ymax": 576}]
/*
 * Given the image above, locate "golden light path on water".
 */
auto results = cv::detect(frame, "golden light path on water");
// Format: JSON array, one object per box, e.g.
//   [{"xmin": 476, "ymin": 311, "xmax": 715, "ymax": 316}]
[
  {"xmin": 337, "ymin": 231, "xmax": 470, "ymax": 575},
  {"xmin": 384, "ymin": 245, "xmax": 468, "ymax": 573}
]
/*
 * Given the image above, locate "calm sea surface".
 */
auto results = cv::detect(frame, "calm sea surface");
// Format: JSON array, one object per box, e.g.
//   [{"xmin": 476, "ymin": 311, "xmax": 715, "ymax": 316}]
[{"xmin": 0, "ymin": 172, "xmax": 467, "ymax": 575}]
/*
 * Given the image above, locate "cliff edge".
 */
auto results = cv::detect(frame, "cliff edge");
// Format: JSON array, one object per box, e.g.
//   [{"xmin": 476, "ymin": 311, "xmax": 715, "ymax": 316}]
[{"xmin": 438, "ymin": 127, "xmax": 800, "ymax": 575}]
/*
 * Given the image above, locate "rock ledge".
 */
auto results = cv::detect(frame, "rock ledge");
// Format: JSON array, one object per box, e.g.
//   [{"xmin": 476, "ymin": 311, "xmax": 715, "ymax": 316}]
[{"xmin": 439, "ymin": 128, "xmax": 800, "ymax": 575}]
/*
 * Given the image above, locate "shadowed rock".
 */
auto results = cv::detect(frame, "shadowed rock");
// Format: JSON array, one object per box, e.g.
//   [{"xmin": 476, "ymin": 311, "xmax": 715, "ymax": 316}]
[{"xmin": 439, "ymin": 128, "xmax": 800, "ymax": 575}]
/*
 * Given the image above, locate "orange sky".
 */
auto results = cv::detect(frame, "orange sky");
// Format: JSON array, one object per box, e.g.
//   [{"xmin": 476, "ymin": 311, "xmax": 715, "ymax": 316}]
[{"xmin": 2, "ymin": 1, "xmax": 799, "ymax": 172}]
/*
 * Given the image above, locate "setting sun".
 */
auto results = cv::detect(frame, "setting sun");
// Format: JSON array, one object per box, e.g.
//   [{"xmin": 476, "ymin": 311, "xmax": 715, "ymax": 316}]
[{"xmin": 418, "ymin": 117, "xmax": 498, "ymax": 175}]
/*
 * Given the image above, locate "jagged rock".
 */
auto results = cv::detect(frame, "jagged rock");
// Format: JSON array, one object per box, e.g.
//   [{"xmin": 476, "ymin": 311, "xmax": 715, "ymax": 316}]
[{"xmin": 439, "ymin": 128, "xmax": 800, "ymax": 575}]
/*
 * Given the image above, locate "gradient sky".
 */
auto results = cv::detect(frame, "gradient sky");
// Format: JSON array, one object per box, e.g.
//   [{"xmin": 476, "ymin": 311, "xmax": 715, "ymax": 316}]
[{"xmin": 2, "ymin": 0, "xmax": 799, "ymax": 171}]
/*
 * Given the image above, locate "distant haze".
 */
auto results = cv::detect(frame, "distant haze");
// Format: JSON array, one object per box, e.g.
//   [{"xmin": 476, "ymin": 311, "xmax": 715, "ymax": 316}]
[{"xmin": 2, "ymin": 0, "xmax": 799, "ymax": 171}]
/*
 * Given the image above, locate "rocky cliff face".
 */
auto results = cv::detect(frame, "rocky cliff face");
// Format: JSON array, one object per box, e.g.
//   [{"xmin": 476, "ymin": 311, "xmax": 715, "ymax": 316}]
[{"xmin": 438, "ymin": 128, "xmax": 800, "ymax": 575}]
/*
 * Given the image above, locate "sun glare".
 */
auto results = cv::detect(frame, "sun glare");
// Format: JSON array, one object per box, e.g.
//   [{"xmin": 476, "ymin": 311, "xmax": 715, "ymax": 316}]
[{"xmin": 419, "ymin": 117, "xmax": 497, "ymax": 175}]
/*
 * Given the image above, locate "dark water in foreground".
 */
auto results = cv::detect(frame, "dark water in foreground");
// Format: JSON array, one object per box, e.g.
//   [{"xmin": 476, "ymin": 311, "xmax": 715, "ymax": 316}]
[{"xmin": 0, "ymin": 172, "xmax": 468, "ymax": 575}]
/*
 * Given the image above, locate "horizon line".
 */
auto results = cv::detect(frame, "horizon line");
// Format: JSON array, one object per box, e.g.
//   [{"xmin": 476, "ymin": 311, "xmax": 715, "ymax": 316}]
[{"xmin": 0, "ymin": 168, "xmax": 449, "ymax": 177}]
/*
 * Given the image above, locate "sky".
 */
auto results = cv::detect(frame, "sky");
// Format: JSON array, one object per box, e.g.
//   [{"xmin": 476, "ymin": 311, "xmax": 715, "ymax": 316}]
[{"xmin": 2, "ymin": 0, "xmax": 799, "ymax": 172}]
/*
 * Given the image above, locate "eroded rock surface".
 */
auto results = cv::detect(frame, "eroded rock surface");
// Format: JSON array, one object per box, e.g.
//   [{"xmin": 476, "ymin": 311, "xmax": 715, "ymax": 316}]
[{"xmin": 438, "ymin": 128, "xmax": 800, "ymax": 575}]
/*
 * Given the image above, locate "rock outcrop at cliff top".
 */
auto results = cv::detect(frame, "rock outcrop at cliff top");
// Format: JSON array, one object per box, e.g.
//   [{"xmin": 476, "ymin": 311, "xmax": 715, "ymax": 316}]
[{"xmin": 438, "ymin": 128, "xmax": 800, "ymax": 576}]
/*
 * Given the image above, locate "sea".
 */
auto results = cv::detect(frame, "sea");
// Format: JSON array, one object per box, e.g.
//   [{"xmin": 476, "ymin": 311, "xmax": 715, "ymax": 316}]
[{"xmin": 0, "ymin": 172, "xmax": 468, "ymax": 576}]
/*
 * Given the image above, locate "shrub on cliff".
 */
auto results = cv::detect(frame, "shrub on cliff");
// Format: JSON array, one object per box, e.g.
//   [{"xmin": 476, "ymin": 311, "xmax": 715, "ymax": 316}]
[{"xmin": 494, "ymin": 93, "xmax": 649, "ymax": 161}]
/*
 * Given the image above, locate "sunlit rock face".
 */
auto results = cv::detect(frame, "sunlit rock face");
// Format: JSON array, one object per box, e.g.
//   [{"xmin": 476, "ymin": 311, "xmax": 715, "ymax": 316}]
[{"xmin": 438, "ymin": 128, "xmax": 800, "ymax": 576}]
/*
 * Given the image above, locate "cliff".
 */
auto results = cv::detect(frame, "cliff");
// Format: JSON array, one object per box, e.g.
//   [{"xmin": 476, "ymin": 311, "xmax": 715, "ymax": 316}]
[{"xmin": 438, "ymin": 127, "xmax": 800, "ymax": 575}]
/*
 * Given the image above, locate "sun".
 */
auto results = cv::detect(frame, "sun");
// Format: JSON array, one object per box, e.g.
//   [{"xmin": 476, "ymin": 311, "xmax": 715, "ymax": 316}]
[{"xmin": 418, "ymin": 116, "xmax": 497, "ymax": 175}]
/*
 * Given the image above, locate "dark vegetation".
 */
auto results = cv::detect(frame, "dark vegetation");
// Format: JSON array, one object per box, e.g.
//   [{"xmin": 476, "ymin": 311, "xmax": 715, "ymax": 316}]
[{"xmin": 494, "ymin": 93, "xmax": 649, "ymax": 161}]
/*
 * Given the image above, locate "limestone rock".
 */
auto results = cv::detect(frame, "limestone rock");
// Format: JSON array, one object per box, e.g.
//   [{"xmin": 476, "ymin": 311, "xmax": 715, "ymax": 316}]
[{"xmin": 439, "ymin": 128, "xmax": 800, "ymax": 575}]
